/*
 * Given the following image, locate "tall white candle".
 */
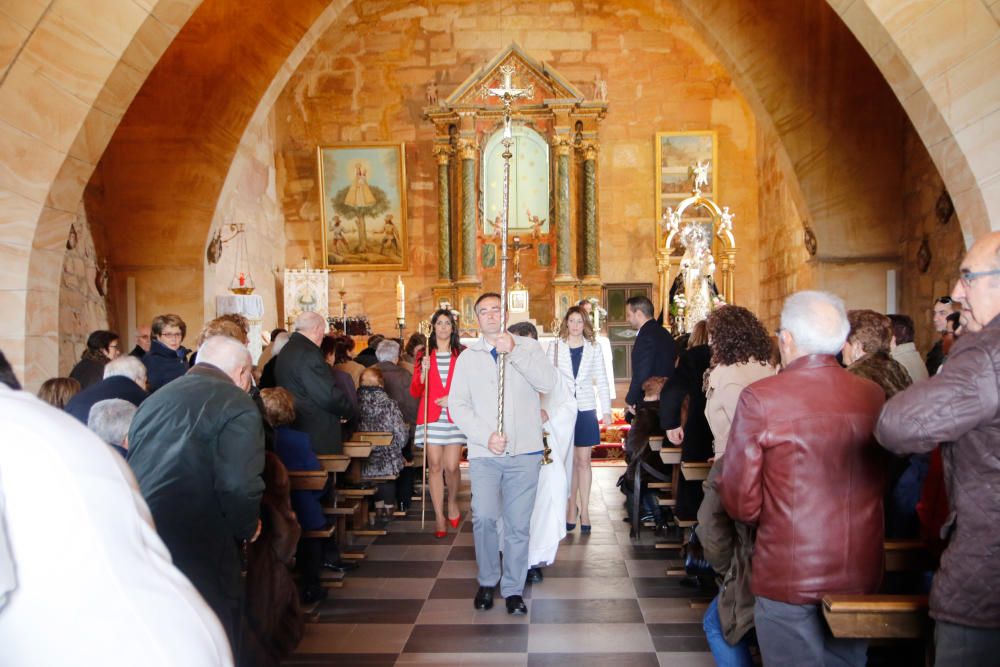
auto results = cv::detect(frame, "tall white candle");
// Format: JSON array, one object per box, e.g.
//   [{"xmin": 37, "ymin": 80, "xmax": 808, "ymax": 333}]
[{"xmin": 396, "ymin": 275, "xmax": 405, "ymax": 319}]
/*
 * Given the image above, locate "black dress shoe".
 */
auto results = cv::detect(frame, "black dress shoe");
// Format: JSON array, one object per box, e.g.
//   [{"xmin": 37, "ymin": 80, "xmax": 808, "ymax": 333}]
[
  {"xmin": 526, "ymin": 567, "xmax": 543, "ymax": 584},
  {"xmin": 506, "ymin": 595, "xmax": 527, "ymax": 615},
  {"xmin": 473, "ymin": 586, "xmax": 494, "ymax": 610},
  {"xmin": 322, "ymin": 560, "xmax": 358, "ymax": 573}
]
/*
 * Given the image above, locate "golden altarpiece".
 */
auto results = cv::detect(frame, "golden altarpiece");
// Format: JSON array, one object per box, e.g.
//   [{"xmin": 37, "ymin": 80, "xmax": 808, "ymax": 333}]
[{"xmin": 424, "ymin": 44, "xmax": 607, "ymax": 331}]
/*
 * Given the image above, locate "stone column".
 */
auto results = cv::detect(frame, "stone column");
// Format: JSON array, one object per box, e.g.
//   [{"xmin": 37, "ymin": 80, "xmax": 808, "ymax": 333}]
[
  {"xmin": 581, "ymin": 140, "xmax": 600, "ymax": 281},
  {"xmin": 433, "ymin": 145, "xmax": 452, "ymax": 282},
  {"xmin": 554, "ymin": 138, "xmax": 574, "ymax": 280},
  {"xmin": 458, "ymin": 140, "xmax": 478, "ymax": 281}
]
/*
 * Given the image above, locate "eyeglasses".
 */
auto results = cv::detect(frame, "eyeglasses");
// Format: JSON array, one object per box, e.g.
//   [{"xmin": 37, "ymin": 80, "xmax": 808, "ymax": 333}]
[
  {"xmin": 159, "ymin": 332, "xmax": 183, "ymax": 339},
  {"xmin": 959, "ymin": 268, "xmax": 1000, "ymax": 288}
]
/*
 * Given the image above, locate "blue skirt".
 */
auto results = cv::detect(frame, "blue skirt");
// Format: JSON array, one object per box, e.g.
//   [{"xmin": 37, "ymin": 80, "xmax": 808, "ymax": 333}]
[{"xmin": 574, "ymin": 409, "xmax": 601, "ymax": 447}]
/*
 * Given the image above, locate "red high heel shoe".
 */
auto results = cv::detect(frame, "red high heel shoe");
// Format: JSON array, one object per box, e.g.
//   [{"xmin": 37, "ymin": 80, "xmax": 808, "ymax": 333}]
[
  {"xmin": 448, "ymin": 513, "xmax": 461, "ymax": 529},
  {"xmin": 434, "ymin": 529, "xmax": 447, "ymax": 539}
]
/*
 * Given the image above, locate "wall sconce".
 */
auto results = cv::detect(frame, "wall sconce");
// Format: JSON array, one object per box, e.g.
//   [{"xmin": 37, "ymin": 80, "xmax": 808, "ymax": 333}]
[{"xmin": 206, "ymin": 223, "xmax": 255, "ymax": 295}]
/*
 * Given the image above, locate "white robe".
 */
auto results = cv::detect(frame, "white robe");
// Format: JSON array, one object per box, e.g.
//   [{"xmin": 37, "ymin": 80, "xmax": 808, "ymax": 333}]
[
  {"xmin": 0, "ymin": 385, "xmax": 233, "ymax": 666},
  {"xmin": 527, "ymin": 367, "xmax": 578, "ymax": 567}
]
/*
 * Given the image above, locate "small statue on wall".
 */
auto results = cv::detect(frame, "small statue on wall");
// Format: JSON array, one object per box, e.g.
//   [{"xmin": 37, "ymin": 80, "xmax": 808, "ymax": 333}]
[
  {"xmin": 426, "ymin": 79, "xmax": 438, "ymax": 106},
  {"xmin": 526, "ymin": 208, "xmax": 546, "ymax": 240},
  {"xmin": 593, "ymin": 73, "xmax": 608, "ymax": 102}
]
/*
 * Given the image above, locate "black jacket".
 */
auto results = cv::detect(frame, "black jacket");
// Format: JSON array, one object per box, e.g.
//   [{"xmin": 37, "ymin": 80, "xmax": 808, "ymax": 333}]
[
  {"xmin": 142, "ymin": 339, "xmax": 190, "ymax": 392},
  {"xmin": 274, "ymin": 332, "xmax": 354, "ymax": 454},
  {"xmin": 65, "ymin": 375, "xmax": 147, "ymax": 424},
  {"xmin": 69, "ymin": 357, "xmax": 107, "ymax": 390},
  {"xmin": 127, "ymin": 364, "xmax": 265, "ymax": 613},
  {"xmin": 625, "ymin": 319, "xmax": 676, "ymax": 407}
]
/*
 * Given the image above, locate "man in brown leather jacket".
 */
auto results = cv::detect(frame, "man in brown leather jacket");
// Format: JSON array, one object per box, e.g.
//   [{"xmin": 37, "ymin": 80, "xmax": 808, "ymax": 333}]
[
  {"xmin": 720, "ymin": 291, "xmax": 886, "ymax": 666},
  {"xmin": 877, "ymin": 232, "xmax": 1000, "ymax": 665}
]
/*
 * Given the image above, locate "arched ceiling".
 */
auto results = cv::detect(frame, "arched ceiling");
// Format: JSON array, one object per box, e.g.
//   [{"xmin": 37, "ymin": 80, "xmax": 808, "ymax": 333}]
[{"xmin": 2, "ymin": 0, "xmax": 997, "ymax": 386}]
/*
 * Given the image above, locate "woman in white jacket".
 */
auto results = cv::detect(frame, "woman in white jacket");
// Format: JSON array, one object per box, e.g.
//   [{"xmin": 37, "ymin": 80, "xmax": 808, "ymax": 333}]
[{"xmin": 553, "ymin": 306, "xmax": 612, "ymax": 532}]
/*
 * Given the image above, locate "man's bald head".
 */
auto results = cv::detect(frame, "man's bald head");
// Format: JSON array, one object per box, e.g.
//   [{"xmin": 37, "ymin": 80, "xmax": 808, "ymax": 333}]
[
  {"xmin": 197, "ymin": 335, "xmax": 253, "ymax": 390},
  {"xmin": 294, "ymin": 311, "xmax": 327, "ymax": 346},
  {"xmin": 952, "ymin": 231, "xmax": 1000, "ymax": 327}
]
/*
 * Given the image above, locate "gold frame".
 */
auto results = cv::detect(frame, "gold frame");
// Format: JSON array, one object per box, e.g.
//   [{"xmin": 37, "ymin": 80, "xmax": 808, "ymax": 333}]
[
  {"xmin": 317, "ymin": 142, "xmax": 408, "ymax": 272},
  {"xmin": 654, "ymin": 130, "xmax": 718, "ymax": 249}
]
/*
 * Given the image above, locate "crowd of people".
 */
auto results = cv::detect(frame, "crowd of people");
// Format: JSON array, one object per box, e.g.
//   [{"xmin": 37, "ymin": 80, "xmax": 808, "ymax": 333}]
[{"xmin": 1, "ymin": 232, "xmax": 998, "ymax": 665}]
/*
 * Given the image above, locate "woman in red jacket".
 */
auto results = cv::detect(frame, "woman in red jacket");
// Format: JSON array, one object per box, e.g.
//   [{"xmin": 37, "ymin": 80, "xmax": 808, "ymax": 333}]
[{"xmin": 410, "ymin": 309, "xmax": 466, "ymax": 538}]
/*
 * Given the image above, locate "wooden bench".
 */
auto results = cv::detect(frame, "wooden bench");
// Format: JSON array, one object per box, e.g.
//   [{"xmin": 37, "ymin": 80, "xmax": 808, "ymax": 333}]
[
  {"xmin": 648, "ymin": 436, "xmax": 664, "ymax": 452},
  {"xmin": 660, "ymin": 448, "xmax": 682, "ymax": 464},
  {"xmin": 822, "ymin": 595, "xmax": 929, "ymax": 640},
  {"xmin": 289, "ymin": 470, "xmax": 329, "ymax": 491},
  {"xmin": 681, "ymin": 461, "xmax": 712, "ymax": 481},
  {"xmin": 343, "ymin": 441, "xmax": 373, "ymax": 458},
  {"xmin": 317, "ymin": 454, "xmax": 351, "ymax": 473},
  {"xmin": 353, "ymin": 431, "xmax": 393, "ymax": 446},
  {"xmin": 884, "ymin": 540, "xmax": 935, "ymax": 573}
]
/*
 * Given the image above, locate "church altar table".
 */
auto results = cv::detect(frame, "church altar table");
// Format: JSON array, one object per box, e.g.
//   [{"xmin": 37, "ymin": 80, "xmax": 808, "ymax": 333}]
[
  {"xmin": 216, "ymin": 294, "xmax": 264, "ymax": 363},
  {"xmin": 459, "ymin": 334, "xmax": 616, "ymax": 401}
]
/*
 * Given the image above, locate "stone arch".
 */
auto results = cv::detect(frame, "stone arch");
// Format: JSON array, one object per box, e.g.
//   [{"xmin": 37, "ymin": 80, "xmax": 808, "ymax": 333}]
[{"xmin": 3, "ymin": 0, "xmax": 995, "ymax": 386}]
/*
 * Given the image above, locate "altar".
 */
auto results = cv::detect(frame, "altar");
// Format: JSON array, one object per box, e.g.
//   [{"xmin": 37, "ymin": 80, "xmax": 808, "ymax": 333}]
[{"xmin": 459, "ymin": 334, "xmax": 616, "ymax": 401}]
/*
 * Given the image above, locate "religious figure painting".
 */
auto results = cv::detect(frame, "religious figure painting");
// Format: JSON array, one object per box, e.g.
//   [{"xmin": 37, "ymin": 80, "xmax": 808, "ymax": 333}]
[
  {"xmin": 318, "ymin": 143, "xmax": 408, "ymax": 271},
  {"xmin": 656, "ymin": 131, "xmax": 717, "ymax": 200},
  {"xmin": 481, "ymin": 124, "xmax": 550, "ymax": 235}
]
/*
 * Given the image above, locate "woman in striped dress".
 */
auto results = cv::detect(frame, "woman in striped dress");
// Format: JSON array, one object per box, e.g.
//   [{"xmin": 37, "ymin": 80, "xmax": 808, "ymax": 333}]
[{"xmin": 410, "ymin": 309, "xmax": 467, "ymax": 538}]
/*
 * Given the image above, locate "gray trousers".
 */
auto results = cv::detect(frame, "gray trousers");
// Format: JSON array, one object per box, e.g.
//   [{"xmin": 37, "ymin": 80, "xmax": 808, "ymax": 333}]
[
  {"xmin": 936, "ymin": 620, "xmax": 1000, "ymax": 666},
  {"xmin": 755, "ymin": 596, "xmax": 867, "ymax": 667},
  {"xmin": 468, "ymin": 453, "xmax": 541, "ymax": 598}
]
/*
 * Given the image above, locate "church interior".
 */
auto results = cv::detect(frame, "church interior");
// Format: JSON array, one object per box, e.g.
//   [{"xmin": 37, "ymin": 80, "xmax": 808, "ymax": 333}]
[{"xmin": 2, "ymin": 0, "xmax": 999, "ymax": 664}]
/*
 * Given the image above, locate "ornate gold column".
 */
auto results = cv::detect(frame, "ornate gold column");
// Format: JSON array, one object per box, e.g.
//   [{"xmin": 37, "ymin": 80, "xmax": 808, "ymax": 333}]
[{"xmin": 580, "ymin": 140, "xmax": 600, "ymax": 283}]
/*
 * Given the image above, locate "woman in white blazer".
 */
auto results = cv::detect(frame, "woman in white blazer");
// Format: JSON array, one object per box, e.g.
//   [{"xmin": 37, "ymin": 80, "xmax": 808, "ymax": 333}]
[{"xmin": 552, "ymin": 306, "xmax": 612, "ymax": 532}]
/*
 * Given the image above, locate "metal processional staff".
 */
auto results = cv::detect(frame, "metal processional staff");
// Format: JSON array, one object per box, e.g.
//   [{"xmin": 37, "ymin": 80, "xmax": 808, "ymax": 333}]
[{"xmin": 484, "ymin": 65, "xmax": 533, "ymax": 437}]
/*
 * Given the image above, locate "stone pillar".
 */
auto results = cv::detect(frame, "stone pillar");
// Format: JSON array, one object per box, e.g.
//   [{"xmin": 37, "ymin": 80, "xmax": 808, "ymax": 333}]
[
  {"xmin": 433, "ymin": 145, "xmax": 452, "ymax": 282},
  {"xmin": 458, "ymin": 140, "xmax": 478, "ymax": 281},
  {"xmin": 581, "ymin": 140, "xmax": 600, "ymax": 281},
  {"xmin": 554, "ymin": 139, "xmax": 574, "ymax": 280}
]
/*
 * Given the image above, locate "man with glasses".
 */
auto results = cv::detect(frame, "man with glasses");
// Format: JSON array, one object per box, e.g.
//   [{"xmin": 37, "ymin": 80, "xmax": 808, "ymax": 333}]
[
  {"xmin": 143, "ymin": 314, "xmax": 190, "ymax": 392},
  {"xmin": 926, "ymin": 296, "xmax": 958, "ymax": 376},
  {"xmin": 449, "ymin": 293, "xmax": 556, "ymax": 616},
  {"xmin": 877, "ymin": 232, "xmax": 1000, "ymax": 664}
]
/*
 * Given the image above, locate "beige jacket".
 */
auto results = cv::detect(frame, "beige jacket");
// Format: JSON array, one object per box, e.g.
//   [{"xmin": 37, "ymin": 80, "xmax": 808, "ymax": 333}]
[
  {"xmin": 449, "ymin": 334, "xmax": 556, "ymax": 458},
  {"xmin": 891, "ymin": 341, "xmax": 928, "ymax": 383},
  {"xmin": 705, "ymin": 360, "xmax": 776, "ymax": 457}
]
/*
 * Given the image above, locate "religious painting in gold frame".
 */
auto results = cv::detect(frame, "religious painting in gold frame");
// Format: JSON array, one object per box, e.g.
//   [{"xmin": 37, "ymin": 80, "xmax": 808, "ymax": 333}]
[
  {"xmin": 318, "ymin": 143, "xmax": 408, "ymax": 271},
  {"xmin": 655, "ymin": 131, "xmax": 718, "ymax": 255}
]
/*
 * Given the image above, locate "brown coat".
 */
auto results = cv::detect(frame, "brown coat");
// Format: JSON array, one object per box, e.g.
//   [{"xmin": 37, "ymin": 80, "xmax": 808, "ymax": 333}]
[
  {"xmin": 720, "ymin": 354, "xmax": 886, "ymax": 605},
  {"xmin": 697, "ymin": 459, "xmax": 755, "ymax": 644},
  {"xmin": 876, "ymin": 318, "xmax": 1000, "ymax": 629},
  {"xmin": 847, "ymin": 350, "xmax": 912, "ymax": 400}
]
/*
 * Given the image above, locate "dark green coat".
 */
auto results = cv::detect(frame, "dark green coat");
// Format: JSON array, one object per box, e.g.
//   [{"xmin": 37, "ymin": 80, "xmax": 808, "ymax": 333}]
[
  {"xmin": 127, "ymin": 364, "xmax": 265, "ymax": 617},
  {"xmin": 274, "ymin": 332, "xmax": 354, "ymax": 454}
]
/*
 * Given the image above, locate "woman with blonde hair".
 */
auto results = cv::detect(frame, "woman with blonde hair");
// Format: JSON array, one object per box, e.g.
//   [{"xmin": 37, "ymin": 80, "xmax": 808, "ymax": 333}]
[
  {"xmin": 37, "ymin": 377, "xmax": 81, "ymax": 409},
  {"xmin": 554, "ymin": 305, "xmax": 611, "ymax": 533}
]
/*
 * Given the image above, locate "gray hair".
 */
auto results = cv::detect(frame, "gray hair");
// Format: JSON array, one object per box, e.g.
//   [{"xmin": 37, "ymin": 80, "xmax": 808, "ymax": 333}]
[
  {"xmin": 88, "ymin": 399, "xmax": 137, "ymax": 447},
  {"xmin": 196, "ymin": 335, "xmax": 252, "ymax": 376},
  {"xmin": 103, "ymin": 355, "xmax": 147, "ymax": 384},
  {"xmin": 271, "ymin": 331, "xmax": 291, "ymax": 355},
  {"xmin": 294, "ymin": 311, "xmax": 326, "ymax": 334},
  {"xmin": 780, "ymin": 290, "xmax": 850, "ymax": 355},
  {"xmin": 375, "ymin": 339, "xmax": 401, "ymax": 363}
]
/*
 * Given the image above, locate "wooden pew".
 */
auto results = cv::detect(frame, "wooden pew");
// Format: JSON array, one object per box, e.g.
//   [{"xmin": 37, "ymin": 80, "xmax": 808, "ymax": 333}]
[
  {"xmin": 822, "ymin": 595, "xmax": 929, "ymax": 640},
  {"xmin": 289, "ymin": 470, "xmax": 328, "ymax": 491},
  {"xmin": 884, "ymin": 540, "xmax": 936, "ymax": 573},
  {"xmin": 659, "ymin": 447, "xmax": 682, "ymax": 464},
  {"xmin": 353, "ymin": 431, "xmax": 393, "ymax": 446},
  {"xmin": 648, "ymin": 435, "xmax": 664, "ymax": 452},
  {"xmin": 317, "ymin": 454, "xmax": 351, "ymax": 473},
  {"xmin": 680, "ymin": 461, "xmax": 712, "ymax": 481}
]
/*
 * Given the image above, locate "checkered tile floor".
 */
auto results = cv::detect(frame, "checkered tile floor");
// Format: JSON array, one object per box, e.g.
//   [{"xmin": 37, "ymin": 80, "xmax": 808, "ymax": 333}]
[{"xmin": 285, "ymin": 466, "xmax": 715, "ymax": 666}]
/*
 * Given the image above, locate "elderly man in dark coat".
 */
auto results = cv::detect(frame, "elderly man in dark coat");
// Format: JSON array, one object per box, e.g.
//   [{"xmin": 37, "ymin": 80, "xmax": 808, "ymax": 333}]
[
  {"xmin": 65, "ymin": 355, "xmax": 147, "ymax": 424},
  {"xmin": 127, "ymin": 335, "xmax": 265, "ymax": 648},
  {"xmin": 275, "ymin": 311, "xmax": 354, "ymax": 454},
  {"xmin": 877, "ymin": 231, "xmax": 1000, "ymax": 665}
]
